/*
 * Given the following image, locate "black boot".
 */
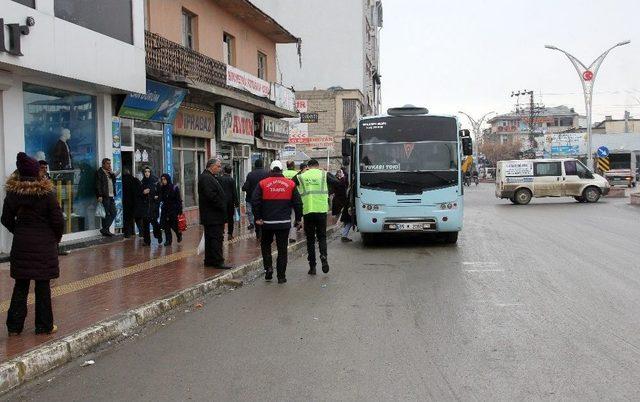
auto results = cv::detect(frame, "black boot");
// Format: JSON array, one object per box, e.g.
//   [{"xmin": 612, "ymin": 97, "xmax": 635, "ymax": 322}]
[
  {"xmin": 321, "ymin": 257, "xmax": 330, "ymax": 273},
  {"xmin": 308, "ymin": 265, "xmax": 316, "ymax": 275},
  {"xmin": 265, "ymin": 269, "xmax": 273, "ymax": 281}
]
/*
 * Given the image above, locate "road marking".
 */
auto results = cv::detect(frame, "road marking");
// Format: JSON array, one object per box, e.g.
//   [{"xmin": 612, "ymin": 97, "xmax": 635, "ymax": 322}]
[
  {"xmin": 494, "ymin": 303, "xmax": 523, "ymax": 307},
  {"xmin": 462, "ymin": 261, "xmax": 498, "ymax": 266},
  {"xmin": 464, "ymin": 269, "xmax": 505, "ymax": 273}
]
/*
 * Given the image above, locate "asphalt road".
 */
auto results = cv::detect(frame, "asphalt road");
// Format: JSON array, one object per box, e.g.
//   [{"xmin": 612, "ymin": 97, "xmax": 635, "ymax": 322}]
[{"xmin": 10, "ymin": 184, "xmax": 640, "ymax": 401}]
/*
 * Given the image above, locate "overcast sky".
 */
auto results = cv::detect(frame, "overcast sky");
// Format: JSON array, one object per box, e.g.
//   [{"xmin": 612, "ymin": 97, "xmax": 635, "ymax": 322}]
[{"xmin": 380, "ymin": 0, "xmax": 640, "ymax": 130}]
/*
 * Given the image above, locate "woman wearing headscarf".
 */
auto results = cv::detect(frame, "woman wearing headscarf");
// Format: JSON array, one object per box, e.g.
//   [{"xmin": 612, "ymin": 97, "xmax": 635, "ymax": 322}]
[
  {"xmin": 1, "ymin": 153, "xmax": 64, "ymax": 335},
  {"xmin": 140, "ymin": 167, "xmax": 162, "ymax": 245},
  {"xmin": 159, "ymin": 173, "xmax": 183, "ymax": 246}
]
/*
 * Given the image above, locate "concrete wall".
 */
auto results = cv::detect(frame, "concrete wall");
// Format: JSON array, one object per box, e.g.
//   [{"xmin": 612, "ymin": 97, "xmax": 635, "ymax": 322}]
[
  {"xmin": 603, "ymin": 120, "xmax": 640, "ymax": 134},
  {"xmin": 251, "ymin": 0, "xmax": 365, "ymax": 92},
  {"xmin": 0, "ymin": 0, "xmax": 146, "ymax": 94},
  {"xmin": 147, "ymin": 0, "xmax": 277, "ymax": 82}
]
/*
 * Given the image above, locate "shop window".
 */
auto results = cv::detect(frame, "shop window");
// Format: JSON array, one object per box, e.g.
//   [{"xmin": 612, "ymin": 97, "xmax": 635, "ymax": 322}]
[
  {"xmin": 23, "ymin": 83, "xmax": 98, "ymax": 234},
  {"xmin": 55, "ymin": 0, "xmax": 133, "ymax": 44},
  {"xmin": 11, "ymin": 0, "xmax": 35, "ymax": 8},
  {"xmin": 173, "ymin": 137, "xmax": 207, "ymax": 208},
  {"xmin": 257, "ymin": 52, "xmax": 267, "ymax": 79},
  {"xmin": 134, "ymin": 132, "xmax": 164, "ymax": 178}
]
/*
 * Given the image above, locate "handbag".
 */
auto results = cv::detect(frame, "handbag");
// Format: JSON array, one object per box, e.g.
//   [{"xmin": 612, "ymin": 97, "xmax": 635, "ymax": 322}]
[
  {"xmin": 177, "ymin": 213, "xmax": 188, "ymax": 232},
  {"xmin": 95, "ymin": 202, "xmax": 106, "ymax": 219}
]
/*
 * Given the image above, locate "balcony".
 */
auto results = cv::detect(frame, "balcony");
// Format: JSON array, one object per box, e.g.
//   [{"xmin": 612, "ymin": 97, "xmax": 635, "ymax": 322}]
[{"xmin": 144, "ymin": 31, "xmax": 296, "ymax": 117}]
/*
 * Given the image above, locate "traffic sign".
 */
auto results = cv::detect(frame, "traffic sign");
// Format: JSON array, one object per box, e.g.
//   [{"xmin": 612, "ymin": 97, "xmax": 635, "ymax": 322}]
[
  {"xmin": 596, "ymin": 146, "xmax": 609, "ymax": 158},
  {"xmin": 597, "ymin": 157, "xmax": 610, "ymax": 172},
  {"xmin": 583, "ymin": 70, "xmax": 594, "ymax": 81}
]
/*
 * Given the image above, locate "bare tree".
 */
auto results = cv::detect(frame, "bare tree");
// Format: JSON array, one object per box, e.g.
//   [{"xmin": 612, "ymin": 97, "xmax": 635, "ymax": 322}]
[{"xmin": 479, "ymin": 138, "xmax": 523, "ymax": 165}]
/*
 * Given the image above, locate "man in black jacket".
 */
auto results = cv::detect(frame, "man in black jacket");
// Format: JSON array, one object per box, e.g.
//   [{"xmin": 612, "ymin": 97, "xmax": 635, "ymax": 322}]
[
  {"xmin": 252, "ymin": 160, "xmax": 302, "ymax": 284},
  {"xmin": 198, "ymin": 158, "xmax": 230, "ymax": 269},
  {"xmin": 216, "ymin": 164, "xmax": 239, "ymax": 240},
  {"xmin": 242, "ymin": 159, "xmax": 269, "ymax": 239},
  {"xmin": 95, "ymin": 158, "xmax": 117, "ymax": 237}
]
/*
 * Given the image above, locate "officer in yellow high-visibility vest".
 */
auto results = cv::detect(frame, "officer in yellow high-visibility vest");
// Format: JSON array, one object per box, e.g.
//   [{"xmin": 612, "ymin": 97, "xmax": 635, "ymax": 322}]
[
  {"xmin": 294, "ymin": 159, "xmax": 339, "ymax": 275},
  {"xmin": 283, "ymin": 160, "xmax": 298, "ymax": 180}
]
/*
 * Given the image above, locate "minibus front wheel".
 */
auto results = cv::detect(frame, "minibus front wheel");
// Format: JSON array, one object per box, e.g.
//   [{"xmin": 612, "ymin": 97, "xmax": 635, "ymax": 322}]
[{"xmin": 583, "ymin": 186, "xmax": 601, "ymax": 203}]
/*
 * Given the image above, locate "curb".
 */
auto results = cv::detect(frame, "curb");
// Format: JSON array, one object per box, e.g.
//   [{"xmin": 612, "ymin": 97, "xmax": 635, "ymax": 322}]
[{"xmin": 0, "ymin": 225, "xmax": 339, "ymax": 395}]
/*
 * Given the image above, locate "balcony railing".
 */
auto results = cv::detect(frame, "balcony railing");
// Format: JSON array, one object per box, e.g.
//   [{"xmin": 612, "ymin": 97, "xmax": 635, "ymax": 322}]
[{"xmin": 145, "ymin": 31, "xmax": 227, "ymax": 88}]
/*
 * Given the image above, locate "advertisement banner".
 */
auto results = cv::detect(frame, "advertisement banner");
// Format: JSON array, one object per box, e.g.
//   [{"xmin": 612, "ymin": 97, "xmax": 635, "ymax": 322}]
[
  {"xmin": 285, "ymin": 118, "xmax": 308, "ymax": 143},
  {"xmin": 118, "ymin": 80, "xmax": 187, "ymax": 123},
  {"xmin": 307, "ymin": 135, "xmax": 335, "ymax": 148},
  {"xmin": 504, "ymin": 161, "xmax": 533, "ymax": 177},
  {"xmin": 219, "ymin": 105, "xmax": 255, "ymax": 144},
  {"xmin": 295, "ymin": 100, "xmax": 308, "ymax": 113},
  {"xmin": 163, "ymin": 124, "xmax": 174, "ymax": 177},
  {"xmin": 111, "ymin": 117, "xmax": 123, "ymax": 229},
  {"xmin": 271, "ymin": 83, "xmax": 296, "ymax": 112},
  {"xmin": 281, "ymin": 144, "xmax": 296, "ymax": 158},
  {"xmin": 226, "ymin": 65, "xmax": 271, "ymax": 98},
  {"xmin": 261, "ymin": 115, "xmax": 289, "ymax": 142},
  {"xmin": 174, "ymin": 108, "xmax": 214, "ymax": 138}
]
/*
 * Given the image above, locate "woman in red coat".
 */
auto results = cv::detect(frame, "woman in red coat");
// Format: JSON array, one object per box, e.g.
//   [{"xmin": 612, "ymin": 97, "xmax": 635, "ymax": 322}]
[{"xmin": 1, "ymin": 153, "xmax": 64, "ymax": 335}]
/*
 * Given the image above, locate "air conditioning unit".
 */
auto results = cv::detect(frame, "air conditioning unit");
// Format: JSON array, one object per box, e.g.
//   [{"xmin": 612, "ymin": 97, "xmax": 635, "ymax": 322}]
[{"xmin": 242, "ymin": 145, "xmax": 251, "ymax": 158}]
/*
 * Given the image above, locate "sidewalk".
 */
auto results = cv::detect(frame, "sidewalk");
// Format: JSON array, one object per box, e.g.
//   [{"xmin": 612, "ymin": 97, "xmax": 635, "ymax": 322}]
[{"xmin": 0, "ymin": 218, "xmax": 327, "ymax": 364}]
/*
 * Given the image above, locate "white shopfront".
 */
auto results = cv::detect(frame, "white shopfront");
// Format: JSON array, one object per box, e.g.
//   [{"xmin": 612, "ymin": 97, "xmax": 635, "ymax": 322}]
[{"xmin": 0, "ymin": 0, "xmax": 146, "ymax": 252}]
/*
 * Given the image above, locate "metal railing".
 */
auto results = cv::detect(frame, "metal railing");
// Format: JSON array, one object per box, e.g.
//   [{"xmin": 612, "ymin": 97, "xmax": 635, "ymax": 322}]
[{"xmin": 145, "ymin": 31, "xmax": 227, "ymax": 88}]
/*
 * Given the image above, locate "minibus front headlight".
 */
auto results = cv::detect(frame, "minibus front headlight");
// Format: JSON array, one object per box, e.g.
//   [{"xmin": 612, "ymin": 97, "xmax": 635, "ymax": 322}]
[{"xmin": 439, "ymin": 202, "xmax": 458, "ymax": 210}]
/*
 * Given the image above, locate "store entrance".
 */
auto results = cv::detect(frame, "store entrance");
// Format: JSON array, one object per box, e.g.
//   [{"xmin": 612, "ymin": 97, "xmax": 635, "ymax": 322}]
[{"xmin": 122, "ymin": 151, "xmax": 133, "ymax": 176}]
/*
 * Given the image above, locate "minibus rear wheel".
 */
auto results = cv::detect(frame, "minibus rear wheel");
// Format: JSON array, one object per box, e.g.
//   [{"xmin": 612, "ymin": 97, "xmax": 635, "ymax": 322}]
[{"xmin": 514, "ymin": 188, "xmax": 532, "ymax": 205}]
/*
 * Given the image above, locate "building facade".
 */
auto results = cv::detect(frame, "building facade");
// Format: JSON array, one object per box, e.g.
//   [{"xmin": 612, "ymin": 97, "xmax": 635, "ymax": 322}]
[
  {"xmin": 252, "ymin": 0, "xmax": 382, "ymax": 115},
  {"xmin": 132, "ymin": 0, "xmax": 298, "ymax": 223},
  {"xmin": 0, "ymin": 0, "xmax": 146, "ymax": 252}
]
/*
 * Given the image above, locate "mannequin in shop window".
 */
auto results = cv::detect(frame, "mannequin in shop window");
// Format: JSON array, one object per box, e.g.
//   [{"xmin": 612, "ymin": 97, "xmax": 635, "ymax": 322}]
[{"xmin": 52, "ymin": 128, "xmax": 73, "ymax": 171}]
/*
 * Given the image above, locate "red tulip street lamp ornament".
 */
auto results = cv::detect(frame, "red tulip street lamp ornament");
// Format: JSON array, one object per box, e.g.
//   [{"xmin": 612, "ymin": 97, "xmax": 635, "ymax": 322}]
[{"xmin": 545, "ymin": 41, "xmax": 631, "ymax": 169}]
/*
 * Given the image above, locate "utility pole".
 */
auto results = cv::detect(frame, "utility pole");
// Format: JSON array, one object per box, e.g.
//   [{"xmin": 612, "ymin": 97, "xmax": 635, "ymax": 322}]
[
  {"xmin": 510, "ymin": 90, "xmax": 544, "ymax": 156},
  {"xmin": 545, "ymin": 40, "xmax": 631, "ymax": 169}
]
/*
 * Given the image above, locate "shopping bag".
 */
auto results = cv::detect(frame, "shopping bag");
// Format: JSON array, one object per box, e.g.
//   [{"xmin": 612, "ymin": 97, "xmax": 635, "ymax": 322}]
[
  {"xmin": 234, "ymin": 207, "xmax": 241, "ymax": 222},
  {"xmin": 177, "ymin": 213, "xmax": 188, "ymax": 232},
  {"xmin": 95, "ymin": 202, "xmax": 106, "ymax": 219},
  {"xmin": 196, "ymin": 233, "xmax": 205, "ymax": 255}
]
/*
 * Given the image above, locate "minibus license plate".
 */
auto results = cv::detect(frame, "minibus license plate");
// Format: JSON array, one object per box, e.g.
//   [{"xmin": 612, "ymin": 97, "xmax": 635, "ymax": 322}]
[{"xmin": 399, "ymin": 223, "xmax": 425, "ymax": 230}]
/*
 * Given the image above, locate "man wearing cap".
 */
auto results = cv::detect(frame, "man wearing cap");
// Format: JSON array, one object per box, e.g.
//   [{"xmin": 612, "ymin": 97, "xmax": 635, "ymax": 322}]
[{"xmin": 251, "ymin": 160, "xmax": 302, "ymax": 284}]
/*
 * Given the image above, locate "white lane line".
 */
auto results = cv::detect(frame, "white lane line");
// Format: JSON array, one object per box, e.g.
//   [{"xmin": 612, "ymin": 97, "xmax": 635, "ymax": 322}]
[
  {"xmin": 464, "ymin": 269, "xmax": 505, "ymax": 273},
  {"xmin": 462, "ymin": 261, "xmax": 498, "ymax": 266}
]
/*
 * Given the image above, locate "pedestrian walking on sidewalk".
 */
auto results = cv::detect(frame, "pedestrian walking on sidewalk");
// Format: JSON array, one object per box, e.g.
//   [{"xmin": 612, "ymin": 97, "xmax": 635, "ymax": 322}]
[
  {"xmin": 216, "ymin": 164, "xmax": 239, "ymax": 240},
  {"xmin": 122, "ymin": 168, "xmax": 142, "ymax": 238},
  {"xmin": 283, "ymin": 160, "xmax": 298, "ymax": 179},
  {"xmin": 294, "ymin": 159, "xmax": 339, "ymax": 275},
  {"xmin": 95, "ymin": 158, "xmax": 117, "ymax": 237},
  {"xmin": 2, "ymin": 152, "xmax": 64, "ymax": 336},
  {"xmin": 159, "ymin": 174, "xmax": 183, "ymax": 246},
  {"xmin": 242, "ymin": 158, "xmax": 268, "ymax": 238},
  {"xmin": 252, "ymin": 160, "xmax": 302, "ymax": 283},
  {"xmin": 331, "ymin": 168, "xmax": 348, "ymax": 217},
  {"xmin": 198, "ymin": 158, "xmax": 231, "ymax": 269},
  {"xmin": 140, "ymin": 167, "xmax": 163, "ymax": 246}
]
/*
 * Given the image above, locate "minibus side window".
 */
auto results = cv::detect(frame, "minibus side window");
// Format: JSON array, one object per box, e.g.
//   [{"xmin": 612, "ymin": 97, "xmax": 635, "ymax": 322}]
[
  {"xmin": 534, "ymin": 162, "xmax": 561, "ymax": 177},
  {"xmin": 564, "ymin": 161, "xmax": 577, "ymax": 176}
]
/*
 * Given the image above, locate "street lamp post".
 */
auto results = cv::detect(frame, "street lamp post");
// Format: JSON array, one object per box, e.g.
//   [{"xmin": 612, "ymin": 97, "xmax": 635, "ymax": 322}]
[
  {"xmin": 458, "ymin": 111, "xmax": 495, "ymax": 163},
  {"xmin": 545, "ymin": 41, "xmax": 630, "ymax": 169}
]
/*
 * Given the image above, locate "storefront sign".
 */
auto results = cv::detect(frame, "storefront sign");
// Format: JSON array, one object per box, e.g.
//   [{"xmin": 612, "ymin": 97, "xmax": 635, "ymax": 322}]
[
  {"xmin": 295, "ymin": 100, "xmax": 308, "ymax": 113},
  {"xmin": 271, "ymin": 83, "xmax": 295, "ymax": 112},
  {"xmin": 111, "ymin": 117, "xmax": 123, "ymax": 229},
  {"xmin": 285, "ymin": 118, "xmax": 308, "ymax": 144},
  {"xmin": 226, "ymin": 65, "xmax": 271, "ymax": 98},
  {"xmin": 281, "ymin": 144, "xmax": 296, "ymax": 158},
  {"xmin": 261, "ymin": 115, "xmax": 289, "ymax": 142},
  {"xmin": 256, "ymin": 138, "xmax": 284, "ymax": 151},
  {"xmin": 0, "ymin": 17, "xmax": 33, "ymax": 56},
  {"xmin": 219, "ymin": 105, "xmax": 255, "ymax": 144},
  {"xmin": 118, "ymin": 80, "xmax": 187, "ymax": 123},
  {"xmin": 164, "ymin": 124, "xmax": 174, "ymax": 177},
  {"xmin": 307, "ymin": 135, "xmax": 335, "ymax": 148},
  {"xmin": 174, "ymin": 108, "xmax": 214, "ymax": 138},
  {"xmin": 300, "ymin": 112, "xmax": 318, "ymax": 123}
]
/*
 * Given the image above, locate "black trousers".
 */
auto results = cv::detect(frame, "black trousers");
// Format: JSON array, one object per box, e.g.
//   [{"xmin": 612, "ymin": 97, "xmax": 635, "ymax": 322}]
[
  {"xmin": 162, "ymin": 217, "xmax": 180, "ymax": 244},
  {"xmin": 225, "ymin": 203, "xmax": 235, "ymax": 236},
  {"xmin": 123, "ymin": 214, "xmax": 143, "ymax": 238},
  {"xmin": 142, "ymin": 217, "xmax": 163, "ymax": 244},
  {"xmin": 101, "ymin": 197, "xmax": 117, "ymax": 231},
  {"xmin": 261, "ymin": 228, "xmax": 290, "ymax": 279},
  {"xmin": 6, "ymin": 279, "xmax": 53, "ymax": 334},
  {"xmin": 303, "ymin": 213, "xmax": 328, "ymax": 266},
  {"xmin": 204, "ymin": 224, "xmax": 225, "ymax": 266}
]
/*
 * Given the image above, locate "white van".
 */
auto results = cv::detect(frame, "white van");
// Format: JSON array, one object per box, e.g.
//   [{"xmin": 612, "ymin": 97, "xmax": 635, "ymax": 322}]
[{"xmin": 495, "ymin": 158, "xmax": 610, "ymax": 205}]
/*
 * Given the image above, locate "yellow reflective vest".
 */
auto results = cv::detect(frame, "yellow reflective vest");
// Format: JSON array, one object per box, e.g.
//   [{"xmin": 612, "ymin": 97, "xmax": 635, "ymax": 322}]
[
  {"xmin": 296, "ymin": 168, "xmax": 328, "ymax": 215},
  {"xmin": 283, "ymin": 169, "xmax": 297, "ymax": 179}
]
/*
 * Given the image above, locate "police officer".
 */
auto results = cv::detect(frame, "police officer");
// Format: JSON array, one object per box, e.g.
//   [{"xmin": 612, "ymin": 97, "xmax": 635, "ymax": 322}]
[
  {"xmin": 294, "ymin": 159, "xmax": 339, "ymax": 275},
  {"xmin": 252, "ymin": 161, "xmax": 302, "ymax": 284}
]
